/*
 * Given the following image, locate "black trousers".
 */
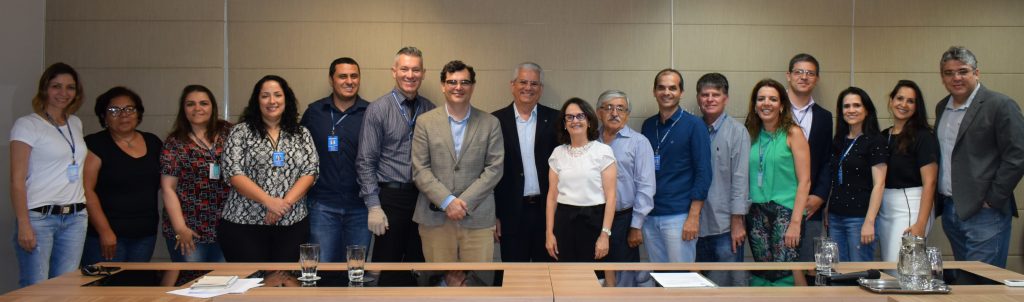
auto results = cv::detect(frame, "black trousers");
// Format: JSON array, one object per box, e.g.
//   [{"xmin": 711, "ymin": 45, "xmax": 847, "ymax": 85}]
[
  {"xmin": 217, "ymin": 218, "xmax": 310, "ymax": 262},
  {"xmin": 604, "ymin": 208, "xmax": 639, "ymax": 262},
  {"xmin": 371, "ymin": 185, "xmax": 424, "ymax": 263},
  {"xmin": 553, "ymin": 203, "xmax": 605, "ymax": 262},
  {"xmin": 499, "ymin": 198, "xmax": 553, "ymax": 262}
]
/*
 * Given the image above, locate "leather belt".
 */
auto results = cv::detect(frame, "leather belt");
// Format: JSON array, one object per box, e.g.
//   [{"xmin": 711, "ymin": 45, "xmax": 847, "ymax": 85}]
[
  {"xmin": 523, "ymin": 195, "xmax": 543, "ymax": 204},
  {"xmin": 615, "ymin": 207, "xmax": 633, "ymax": 215},
  {"xmin": 30, "ymin": 203, "xmax": 86, "ymax": 215},
  {"xmin": 379, "ymin": 182, "xmax": 417, "ymax": 190}
]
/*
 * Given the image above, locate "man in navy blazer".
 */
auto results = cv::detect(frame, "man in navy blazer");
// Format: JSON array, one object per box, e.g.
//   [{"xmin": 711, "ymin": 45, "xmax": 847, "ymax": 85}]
[
  {"xmin": 935, "ymin": 46, "xmax": 1024, "ymax": 268},
  {"xmin": 492, "ymin": 62, "xmax": 560, "ymax": 262},
  {"xmin": 785, "ymin": 53, "xmax": 834, "ymax": 262}
]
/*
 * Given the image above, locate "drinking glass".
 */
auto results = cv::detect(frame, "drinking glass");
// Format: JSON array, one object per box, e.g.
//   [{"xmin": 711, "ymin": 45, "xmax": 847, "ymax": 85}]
[
  {"xmin": 298, "ymin": 243, "xmax": 321, "ymax": 281},
  {"xmin": 347, "ymin": 245, "xmax": 367, "ymax": 282},
  {"xmin": 926, "ymin": 246, "xmax": 943, "ymax": 285},
  {"xmin": 815, "ymin": 237, "xmax": 838, "ymax": 274}
]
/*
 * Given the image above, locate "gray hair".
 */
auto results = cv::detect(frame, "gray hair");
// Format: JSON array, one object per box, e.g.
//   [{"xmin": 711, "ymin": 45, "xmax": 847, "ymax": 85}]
[
  {"xmin": 512, "ymin": 62, "xmax": 544, "ymax": 82},
  {"xmin": 940, "ymin": 46, "xmax": 978, "ymax": 70},
  {"xmin": 596, "ymin": 89, "xmax": 631, "ymax": 112},
  {"xmin": 394, "ymin": 46, "xmax": 423, "ymax": 65}
]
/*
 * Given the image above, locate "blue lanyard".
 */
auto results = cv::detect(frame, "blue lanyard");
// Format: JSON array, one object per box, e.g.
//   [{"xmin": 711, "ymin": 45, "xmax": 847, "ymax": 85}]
[
  {"xmin": 329, "ymin": 108, "xmax": 349, "ymax": 136},
  {"xmin": 837, "ymin": 135, "xmax": 860, "ymax": 185},
  {"xmin": 392, "ymin": 92, "xmax": 418, "ymax": 130},
  {"xmin": 654, "ymin": 110, "xmax": 681, "ymax": 155},
  {"xmin": 44, "ymin": 113, "xmax": 77, "ymax": 164},
  {"xmin": 757, "ymin": 131, "xmax": 776, "ymax": 174}
]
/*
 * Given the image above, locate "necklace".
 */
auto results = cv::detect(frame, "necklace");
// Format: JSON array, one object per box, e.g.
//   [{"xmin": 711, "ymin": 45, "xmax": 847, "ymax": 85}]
[
  {"xmin": 568, "ymin": 142, "xmax": 591, "ymax": 157},
  {"xmin": 113, "ymin": 132, "xmax": 137, "ymax": 147}
]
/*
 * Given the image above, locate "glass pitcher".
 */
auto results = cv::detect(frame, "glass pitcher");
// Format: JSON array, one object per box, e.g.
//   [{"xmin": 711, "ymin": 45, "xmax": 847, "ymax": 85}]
[{"xmin": 897, "ymin": 234, "xmax": 931, "ymax": 290}]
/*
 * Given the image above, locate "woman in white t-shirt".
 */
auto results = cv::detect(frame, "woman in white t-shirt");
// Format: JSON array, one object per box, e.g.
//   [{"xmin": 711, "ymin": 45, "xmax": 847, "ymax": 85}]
[
  {"xmin": 9, "ymin": 63, "xmax": 89, "ymax": 287},
  {"xmin": 545, "ymin": 97, "xmax": 617, "ymax": 262}
]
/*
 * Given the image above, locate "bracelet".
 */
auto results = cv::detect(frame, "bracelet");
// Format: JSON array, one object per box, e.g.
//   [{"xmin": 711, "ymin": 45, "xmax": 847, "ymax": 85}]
[{"xmin": 601, "ymin": 228, "xmax": 612, "ymax": 237}]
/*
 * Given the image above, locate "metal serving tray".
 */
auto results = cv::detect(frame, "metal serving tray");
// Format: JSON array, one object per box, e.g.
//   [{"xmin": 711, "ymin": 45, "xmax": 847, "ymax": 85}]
[{"xmin": 858, "ymin": 279, "xmax": 950, "ymax": 294}]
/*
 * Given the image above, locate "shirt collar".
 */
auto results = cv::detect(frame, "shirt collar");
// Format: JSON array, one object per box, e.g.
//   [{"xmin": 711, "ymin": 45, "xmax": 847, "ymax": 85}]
[
  {"xmin": 793, "ymin": 97, "xmax": 815, "ymax": 112},
  {"xmin": 945, "ymin": 83, "xmax": 981, "ymax": 111},
  {"xmin": 707, "ymin": 113, "xmax": 728, "ymax": 133},
  {"xmin": 602, "ymin": 125, "xmax": 637, "ymax": 139},
  {"xmin": 323, "ymin": 95, "xmax": 368, "ymax": 113},
  {"xmin": 446, "ymin": 104, "xmax": 471, "ymax": 124},
  {"xmin": 512, "ymin": 102, "xmax": 537, "ymax": 123},
  {"xmin": 660, "ymin": 106, "xmax": 684, "ymax": 125}
]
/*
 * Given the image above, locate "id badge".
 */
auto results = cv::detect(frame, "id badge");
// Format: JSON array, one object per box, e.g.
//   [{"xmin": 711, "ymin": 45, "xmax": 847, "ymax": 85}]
[
  {"xmin": 272, "ymin": 151, "xmax": 286, "ymax": 167},
  {"xmin": 757, "ymin": 171, "xmax": 764, "ymax": 187},
  {"xmin": 66, "ymin": 163, "xmax": 79, "ymax": 183},
  {"xmin": 653, "ymin": 154, "xmax": 661, "ymax": 171},
  {"xmin": 209, "ymin": 163, "xmax": 221, "ymax": 179},
  {"xmin": 327, "ymin": 136, "xmax": 339, "ymax": 152}
]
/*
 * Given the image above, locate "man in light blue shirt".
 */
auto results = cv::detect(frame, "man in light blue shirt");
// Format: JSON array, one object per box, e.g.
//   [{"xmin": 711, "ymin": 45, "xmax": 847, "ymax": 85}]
[
  {"xmin": 693, "ymin": 73, "xmax": 750, "ymax": 264},
  {"xmin": 412, "ymin": 60, "xmax": 504, "ymax": 262},
  {"xmin": 597, "ymin": 89, "xmax": 655, "ymax": 285}
]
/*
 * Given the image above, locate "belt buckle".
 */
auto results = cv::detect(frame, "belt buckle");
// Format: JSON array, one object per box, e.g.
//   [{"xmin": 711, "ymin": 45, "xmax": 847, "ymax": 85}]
[{"xmin": 61, "ymin": 206, "xmax": 71, "ymax": 214}]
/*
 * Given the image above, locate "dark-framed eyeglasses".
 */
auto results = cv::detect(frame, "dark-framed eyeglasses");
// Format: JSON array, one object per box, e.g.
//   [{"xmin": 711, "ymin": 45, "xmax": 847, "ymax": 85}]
[
  {"xmin": 444, "ymin": 79, "xmax": 474, "ymax": 87},
  {"xmin": 106, "ymin": 106, "xmax": 138, "ymax": 118},
  {"xmin": 564, "ymin": 113, "xmax": 587, "ymax": 122}
]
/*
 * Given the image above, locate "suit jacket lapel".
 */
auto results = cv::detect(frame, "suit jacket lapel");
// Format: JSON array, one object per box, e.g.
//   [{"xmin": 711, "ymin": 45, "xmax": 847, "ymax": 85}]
[
  {"xmin": 505, "ymin": 104, "xmax": 523, "ymax": 162},
  {"xmin": 954, "ymin": 85, "xmax": 986, "ymax": 147},
  {"xmin": 456, "ymin": 108, "xmax": 481, "ymax": 166},
  {"xmin": 534, "ymin": 107, "xmax": 550, "ymax": 156},
  {"xmin": 440, "ymin": 112, "xmax": 458, "ymax": 162}
]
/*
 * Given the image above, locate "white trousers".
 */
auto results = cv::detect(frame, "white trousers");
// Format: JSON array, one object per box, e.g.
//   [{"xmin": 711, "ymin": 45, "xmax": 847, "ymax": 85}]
[{"xmin": 877, "ymin": 187, "xmax": 934, "ymax": 262}]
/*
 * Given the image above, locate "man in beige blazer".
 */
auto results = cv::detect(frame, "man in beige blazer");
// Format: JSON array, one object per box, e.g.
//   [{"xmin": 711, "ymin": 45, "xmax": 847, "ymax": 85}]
[{"xmin": 412, "ymin": 60, "xmax": 504, "ymax": 262}]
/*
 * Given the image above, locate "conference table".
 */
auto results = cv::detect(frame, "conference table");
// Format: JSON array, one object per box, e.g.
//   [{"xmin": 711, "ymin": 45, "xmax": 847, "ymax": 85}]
[{"xmin": 4, "ymin": 261, "xmax": 1024, "ymax": 301}]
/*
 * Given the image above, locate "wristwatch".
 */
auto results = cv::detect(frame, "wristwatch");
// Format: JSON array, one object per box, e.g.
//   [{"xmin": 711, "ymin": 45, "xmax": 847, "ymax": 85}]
[{"xmin": 601, "ymin": 227, "xmax": 612, "ymax": 237}]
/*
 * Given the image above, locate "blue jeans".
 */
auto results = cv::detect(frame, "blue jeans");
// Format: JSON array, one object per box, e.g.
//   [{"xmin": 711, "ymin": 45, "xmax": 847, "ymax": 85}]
[
  {"xmin": 642, "ymin": 212, "xmax": 697, "ymax": 262},
  {"xmin": 828, "ymin": 214, "xmax": 877, "ymax": 262},
  {"xmin": 941, "ymin": 196, "xmax": 1012, "ymax": 268},
  {"xmin": 81, "ymin": 234, "xmax": 157, "ymax": 266},
  {"xmin": 308, "ymin": 199, "xmax": 371, "ymax": 263},
  {"xmin": 13, "ymin": 210, "xmax": 88, "ymax": 288},
  {"xmin": 696, "ymin": 231, "xmax": 744, "ymax": 262},
  {"xmin": 163, "ymin": 236, "xmax": 225, "ymax": 262}
]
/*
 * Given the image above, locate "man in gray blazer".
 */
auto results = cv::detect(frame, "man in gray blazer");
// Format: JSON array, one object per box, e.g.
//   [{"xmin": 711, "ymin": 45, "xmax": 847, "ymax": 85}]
[
  {"xmin": 412, "ymin": 60, "xmax": 505, "ymax": 262},
  {"xmin": 935, "ymin": 46, "xmax": 1024, "ymax": 268}
]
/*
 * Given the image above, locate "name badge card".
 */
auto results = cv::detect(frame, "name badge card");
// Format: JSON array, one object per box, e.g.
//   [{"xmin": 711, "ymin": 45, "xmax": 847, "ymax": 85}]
[
  {"xmin": 272, "ymin": 151, "xmax": 286, "ymax": 167},
  {"xmin": 67, "ymin": 163, "xmax": 79, "ymax": 182},
  {"xmin": 209, "ymin": 163, "xmax": 221, "ymax": 179},
  {"xmin": 327, "ymin": 136, "xmax": 339, "ymax": 152}
]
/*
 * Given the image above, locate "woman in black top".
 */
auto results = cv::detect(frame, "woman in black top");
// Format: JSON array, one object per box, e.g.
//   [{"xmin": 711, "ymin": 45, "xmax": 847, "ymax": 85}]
[
  {"xmin": 82, "ymin": 87, "xmax": 162, "ymax": 265},
  {"xmin": 825, "ymin": 87, "xmax": 888, "ymax": 262},
  {"xmin": 877, "ymin": 80, "xmax": 939, "ymax": 262}
]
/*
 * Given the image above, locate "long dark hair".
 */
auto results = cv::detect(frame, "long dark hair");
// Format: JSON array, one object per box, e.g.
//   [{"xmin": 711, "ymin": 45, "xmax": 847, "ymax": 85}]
[
  {"xmin": 744, "ymin": 79, "xmax": 795, "ymax": 141},
  {"xmin": 239, "ymin": 75, "xmax": 302, "ymax": 138},
  {"xmin": 168, "ymin": 85, "xmax": 230, "ymax": 142},
  {"xmin": 557, "ymin": 97, "xmax": 599, "ymax": 145},
  {"xmin": 887, "ymin": 80, "xmax": 931, "ymax": 155},
  {"xmin": 833, "ymin": 86, "xmax": 880, "ymax": 151}
]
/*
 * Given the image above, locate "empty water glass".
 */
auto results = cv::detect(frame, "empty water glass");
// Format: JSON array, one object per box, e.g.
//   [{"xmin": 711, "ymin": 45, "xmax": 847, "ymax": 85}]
[
  {"xmin": 926, "ymin": 246, "xmax": 943, "ymax": 284},
  {"xmin": 298, "ymin": 243, "xmax": 320, "ymax": 281},
  {"xmin": 815, "ymin": 237, "xmax": 838, "ymax": 274},
  {"xmin": 347, "ymin": 245, "xmax": 367, "ymax": 282}
]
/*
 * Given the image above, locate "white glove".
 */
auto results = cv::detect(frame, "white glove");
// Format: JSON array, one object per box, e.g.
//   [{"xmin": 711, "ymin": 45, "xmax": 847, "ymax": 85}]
[{"xmin": 368, "ymin": 206, "xmax": 389, "ymax": 236}]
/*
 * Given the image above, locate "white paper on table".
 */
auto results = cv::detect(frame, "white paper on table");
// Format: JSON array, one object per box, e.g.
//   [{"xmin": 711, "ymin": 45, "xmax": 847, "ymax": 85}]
[
  {"xmin": 649, "ymin": 272, "xmax": 718, "ymax": 288},
  {"xmin": 167, "ymin": 278, "xmax": 264, "ymax": 298}
]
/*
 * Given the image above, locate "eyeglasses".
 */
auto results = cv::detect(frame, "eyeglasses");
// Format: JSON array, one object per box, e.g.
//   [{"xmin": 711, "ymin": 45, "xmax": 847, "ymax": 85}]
[
  {"xmin": 941, "ymin": 68, "xmax": 974, "ymax": 78},
  {"xmin": 514, "ymin": 79, "xmax": 541, "ymax": 88},
  {"xmin": 790, "ymin": 69, "xmax": 818, "ymax": 78},
  {"xmin": 444, "ymin": 79, "xmax": 474, "ymax": 87},
  {"xmin": 106, "ymin": 106, "xmax": 138, "ymax": 118},
  {"xmin": 564, "ymin": 113, "xmax": 587, "ymax": 122},
  {"xmin": 599, "ymin": 104, "xmax": 628, "ymax": 113}
]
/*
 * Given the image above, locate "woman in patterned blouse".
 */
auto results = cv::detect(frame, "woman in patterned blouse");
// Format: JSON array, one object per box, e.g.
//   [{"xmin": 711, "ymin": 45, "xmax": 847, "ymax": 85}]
[
  {"xmin": 218, "ymin": 75, "xmax": 319, "ymax": 262},
  {"xmin": 160, "ymin": 85, "xmax": 232, "ymax": 262}
]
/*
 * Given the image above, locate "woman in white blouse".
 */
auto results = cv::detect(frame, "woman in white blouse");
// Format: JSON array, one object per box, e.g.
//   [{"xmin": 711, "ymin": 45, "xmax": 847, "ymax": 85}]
[{"xmin": 545, "ymin": 97, "xmax": 617, "ymax": 262}]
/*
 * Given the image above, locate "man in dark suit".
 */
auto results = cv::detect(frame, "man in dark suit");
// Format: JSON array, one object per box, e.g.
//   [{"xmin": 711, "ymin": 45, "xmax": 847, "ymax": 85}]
[
  {"xmin": 785, "ymin": 53, "xmax": 834, "ymax": 262},
  {"xmin": 492, "ymin": 62, "xmax": 560, "ymax": 262},
  {"xmin": 935, "ymin": 46, "xmax": 1024, "ymax": 268}
]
